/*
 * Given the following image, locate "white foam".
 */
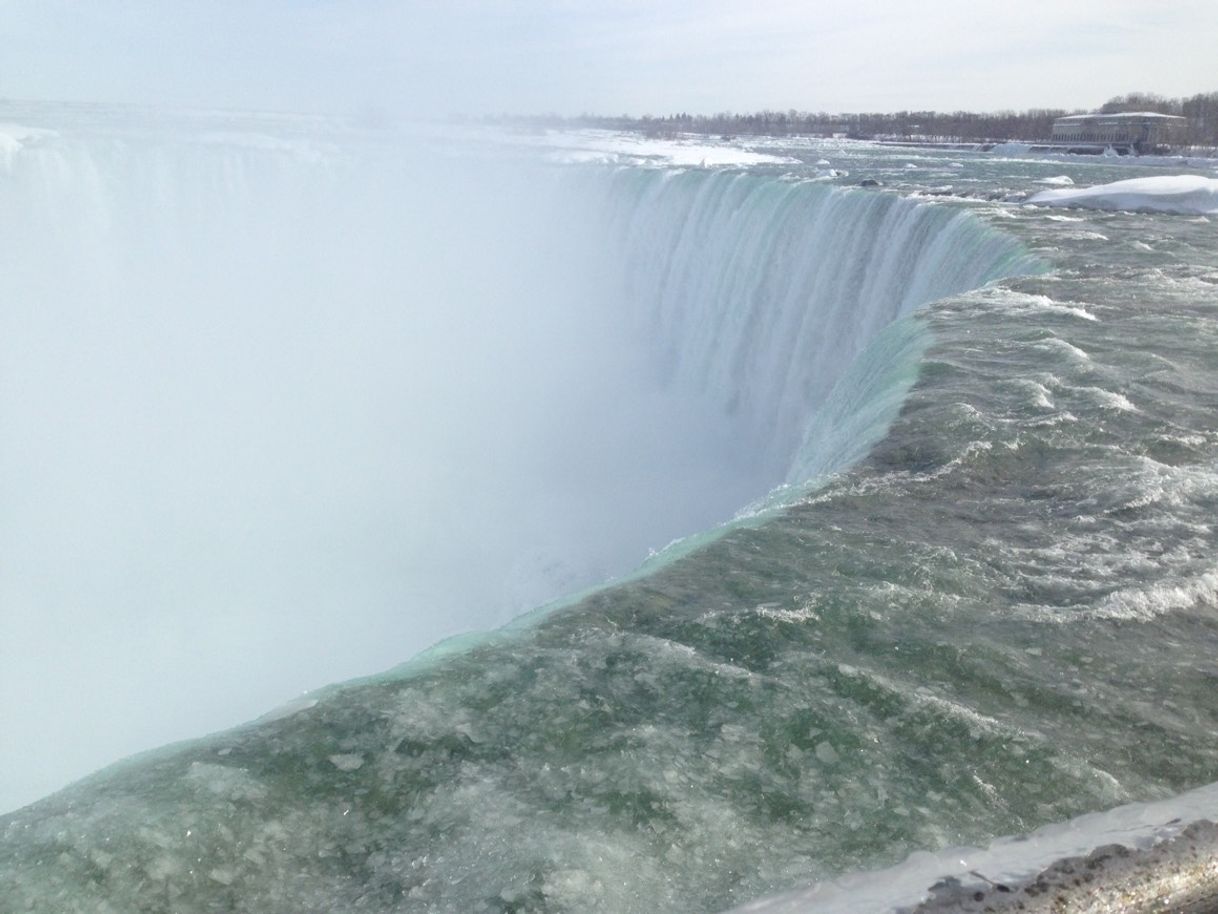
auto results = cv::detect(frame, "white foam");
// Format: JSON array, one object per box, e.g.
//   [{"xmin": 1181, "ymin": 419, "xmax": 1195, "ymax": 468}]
[
  {"xmin": 1034, "ymin": 337, "xmax": 1092, "ymax": 362},
  {"xmin": 982, "ymin": 289, "xmax": 1099, "ymax": 322},
  {"xmin": 1119, "ymin": 456, "xmax": 1218, "ymax": 511},
  {"xmin": 1013, "ymin": 380, "xmax": 1055, "ymax": 409},
  {"xmin": 753, "ymin": 603, "xmax": 821, "ymax": 624},
  {"xmin": 1090, "ymin": 569, "xmax": 1218, "ymax": 622},
  {"xmin": 1075, "ymin": 386, "xmax": 1137, "ymax": 412}
]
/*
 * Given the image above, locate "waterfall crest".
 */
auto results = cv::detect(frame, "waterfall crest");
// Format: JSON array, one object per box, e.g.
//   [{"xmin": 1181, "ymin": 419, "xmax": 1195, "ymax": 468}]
[{"xmin": 569, "ymin": 166, "xmax": 1040, "ymax": 486}]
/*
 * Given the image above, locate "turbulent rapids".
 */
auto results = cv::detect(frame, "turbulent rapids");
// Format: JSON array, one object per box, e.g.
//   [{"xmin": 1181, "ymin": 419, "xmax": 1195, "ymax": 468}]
[{"xmin": 3, "ymin": 109, "xmax": 1218, "ymax": 914}]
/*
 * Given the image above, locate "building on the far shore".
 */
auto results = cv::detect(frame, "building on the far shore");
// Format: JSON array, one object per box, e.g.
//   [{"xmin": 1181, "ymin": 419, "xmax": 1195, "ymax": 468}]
[{"xmin": 1050, "ymin": 112, "xmax": 1186, "ymax": 154}]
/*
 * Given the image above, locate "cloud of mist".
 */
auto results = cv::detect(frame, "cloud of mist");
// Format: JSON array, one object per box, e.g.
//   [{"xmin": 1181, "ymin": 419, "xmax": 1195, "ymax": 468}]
[{"xmin": 0, "ymin": 121, "xmax": 773, "ymax": 813}]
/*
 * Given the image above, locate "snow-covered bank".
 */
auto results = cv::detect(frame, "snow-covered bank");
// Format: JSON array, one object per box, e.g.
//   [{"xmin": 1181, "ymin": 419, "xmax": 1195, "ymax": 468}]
[
  {"xmin": 728, "ymin": 780, "xmax": 1218, "ymax": 914},
  {"xmin": 493, "ymin": 128, "xmax": 800, "ymax": 167},
  {"xmin": 1027, "ymin": 175, "xmax": 1218, "ymax": 215}
]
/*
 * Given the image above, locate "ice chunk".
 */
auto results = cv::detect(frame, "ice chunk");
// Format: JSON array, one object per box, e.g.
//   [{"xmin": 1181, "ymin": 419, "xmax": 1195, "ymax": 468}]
[{"xmin": 1027, "ymin": 175, "xmax": 1218, "ymax": 215}]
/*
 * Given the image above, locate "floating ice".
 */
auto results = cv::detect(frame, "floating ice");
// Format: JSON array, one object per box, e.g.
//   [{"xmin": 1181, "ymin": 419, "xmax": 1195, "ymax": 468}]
[{"xmin": 1028, "ymin": 175, "xmax": 1218, "ymax": 215}]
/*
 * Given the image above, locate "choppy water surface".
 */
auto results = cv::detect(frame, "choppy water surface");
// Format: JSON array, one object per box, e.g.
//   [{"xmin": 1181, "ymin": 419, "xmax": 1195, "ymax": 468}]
[{"xmin": 2, "ymin": 117, "xmax": 1218, "ymax": 913}]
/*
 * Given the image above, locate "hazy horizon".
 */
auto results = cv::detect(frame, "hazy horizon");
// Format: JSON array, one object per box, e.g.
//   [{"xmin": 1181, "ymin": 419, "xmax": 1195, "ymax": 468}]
[{"xmin": 0, "ymin": 1, "xmax": 1215, "ymax": 119}]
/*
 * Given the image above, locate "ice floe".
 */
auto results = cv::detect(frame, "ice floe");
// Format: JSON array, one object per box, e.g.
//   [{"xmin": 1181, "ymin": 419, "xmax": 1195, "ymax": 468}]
[{"xmin": 1028, "ymin": 175, "xmax": 1218, "ymax": 216}]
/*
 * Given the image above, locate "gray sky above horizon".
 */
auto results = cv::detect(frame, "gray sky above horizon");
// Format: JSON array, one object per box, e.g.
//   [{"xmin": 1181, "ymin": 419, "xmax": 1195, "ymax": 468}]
[{"xmin": 0, "ymin": 1, "xmax": 1215, "ymax": 119}]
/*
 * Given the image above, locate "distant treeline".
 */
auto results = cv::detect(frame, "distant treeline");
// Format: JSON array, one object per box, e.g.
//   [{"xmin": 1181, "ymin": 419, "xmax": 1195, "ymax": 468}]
[{"xmin": 486, "ymin": 91, "xmax": 1218, "ymax": 150}]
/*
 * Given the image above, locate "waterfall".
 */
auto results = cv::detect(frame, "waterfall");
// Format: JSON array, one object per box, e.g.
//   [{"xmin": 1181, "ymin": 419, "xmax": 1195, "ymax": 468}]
[
  {"xmin": 0, "ymin": 118, "xmax": 1038, "ymax": 815},
  {"xmin": 563, "ymin": 166, "xmax": 1040, "ymax": 486}
]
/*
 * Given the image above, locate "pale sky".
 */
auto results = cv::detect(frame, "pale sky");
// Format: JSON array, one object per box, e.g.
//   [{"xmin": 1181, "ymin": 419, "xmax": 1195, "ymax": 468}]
[{"xmin": 0, "ymin": 1, "xmax": 1215, "ymax": 118}]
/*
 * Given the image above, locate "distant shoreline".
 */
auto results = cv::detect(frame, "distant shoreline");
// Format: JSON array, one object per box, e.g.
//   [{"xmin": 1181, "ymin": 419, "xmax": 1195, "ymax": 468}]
[{"xmin": 471, "ymin": 90, "xmax": 1218, "ymax": 159}]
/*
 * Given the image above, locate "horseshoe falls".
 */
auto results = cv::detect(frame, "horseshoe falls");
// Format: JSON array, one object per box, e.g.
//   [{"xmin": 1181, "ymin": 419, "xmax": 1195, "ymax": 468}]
[
  {"xmin": 3, "ymin": 108, "xmax": 1218, "ymax": 914},
  {"xmin": 0, "ymin": 110, "xmax": 1033, "ymax": 816}
]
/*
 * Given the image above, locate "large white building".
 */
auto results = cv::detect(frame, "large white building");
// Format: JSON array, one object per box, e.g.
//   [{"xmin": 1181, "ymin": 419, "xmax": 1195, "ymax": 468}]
[{"xmin": 1050, "ymin": 112, "xmax": 1186, "ymax": 153}]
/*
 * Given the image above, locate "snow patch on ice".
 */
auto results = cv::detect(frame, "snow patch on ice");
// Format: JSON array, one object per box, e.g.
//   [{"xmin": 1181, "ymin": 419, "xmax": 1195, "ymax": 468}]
[
  {"xmin": 1090, "ymin": 569, "xmax": 1218, "ymax": 622},
  {"xmin": 1028, "ymin": 175, "xmax": 1218, "ymax": 216},
  {"xmin": 527, "ymin": 130, "xmax": 799, "ymax": 168}
]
